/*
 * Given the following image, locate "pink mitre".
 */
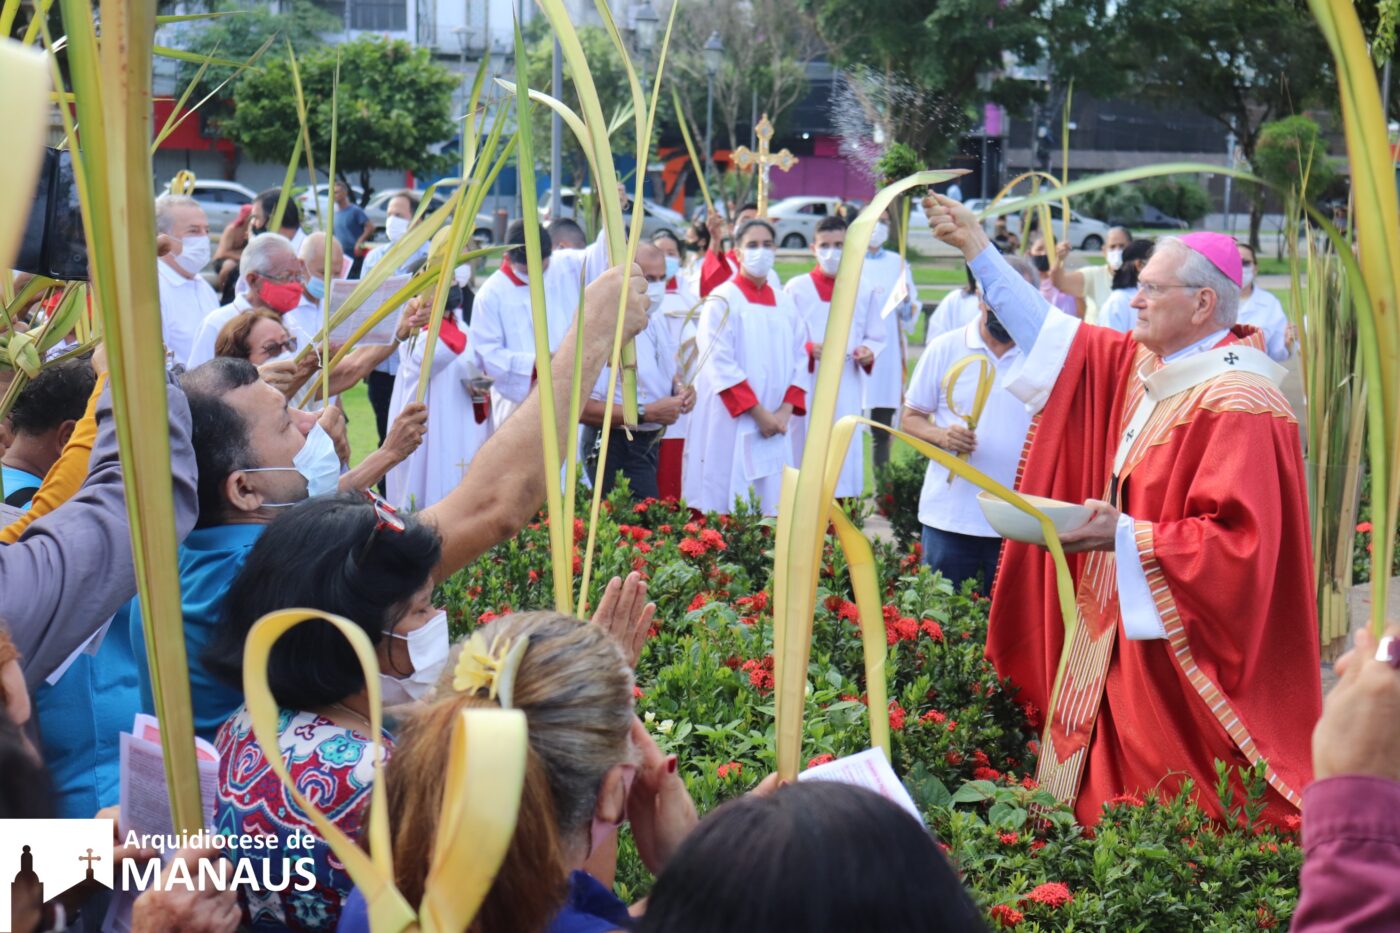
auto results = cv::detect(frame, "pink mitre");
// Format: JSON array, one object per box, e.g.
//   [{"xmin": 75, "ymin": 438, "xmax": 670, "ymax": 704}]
[{"xmin": 1178, "ymin": 232, "xmax": 1242, "ymax": 288}]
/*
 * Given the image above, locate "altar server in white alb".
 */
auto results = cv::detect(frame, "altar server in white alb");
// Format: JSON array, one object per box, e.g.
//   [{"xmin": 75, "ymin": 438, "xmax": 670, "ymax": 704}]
[
  {"xmin": 649, "ymin": 229, "xmax": 701, "ymax": 501},
  {"xmin": 859, "ymin": 207, "xmax": 919, "ymax": 471},
  {"xmin": 385, "ymin": 281, "xmax": 493, "ymax": 512},
  {"xmin": 684, "ymin": 219, "xmax": 807, "ymax": 515},
  {"xmin": 469, "ymin": 219, "xmax": 600, "ymax": 428},
  {"xmin": 581, "ymin": 242, "xmax": 695, "ymax": 501},
  {"xmin": 784, "ymin": 215, "xmax": 885, "ymax": 499}
]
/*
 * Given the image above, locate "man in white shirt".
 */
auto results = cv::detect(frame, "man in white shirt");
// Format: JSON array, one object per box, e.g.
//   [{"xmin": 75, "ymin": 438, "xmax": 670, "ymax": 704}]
[
  {"xmin": 1236, "ymin": 243, "xmax": 1292, "ymax": 362},
  {"xmin": 186, "ymin": 233, "xmax": 312, "ymax": 369},
  {"xmin": 1050, "ymin": 225, "xmax": 1132, "ymax": 324},
  {"xmin": 581, "ymin": 242, "xmax": 694, "ymax": 500},
  {"xmin": 900, "ymin": 254, "xmax": 1037, "ymax": 588},
  {"xmin": 155, "ymin": 194, "xmax": 220, "ymax": 365}
]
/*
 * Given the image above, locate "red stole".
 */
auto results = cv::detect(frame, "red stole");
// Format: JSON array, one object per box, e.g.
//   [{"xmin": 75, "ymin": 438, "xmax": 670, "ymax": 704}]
[
  {"xmin": 809, "ymin": 266, "xmax": 836, "ymax": 302},
  {"xmin": 990, "ymin": 324, "xmax": 1319, "ymax": 828}
]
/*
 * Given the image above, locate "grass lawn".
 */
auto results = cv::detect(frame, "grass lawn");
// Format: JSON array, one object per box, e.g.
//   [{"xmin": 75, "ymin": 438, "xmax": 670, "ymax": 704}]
[{"xmin": 340, "ymin": 382, "xmax": 380, "ymax": 468}]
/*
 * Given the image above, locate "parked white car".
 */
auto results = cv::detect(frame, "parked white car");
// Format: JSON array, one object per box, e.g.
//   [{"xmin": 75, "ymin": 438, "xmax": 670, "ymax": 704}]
[
  {"xmin": 766, "ymin": 195, "xmax": 846, "ymax": 249},
  {"xmin": 188, "ymin": 180, "xmax": 257, "ymax": 233},
  {"xmin": 539, "ymin": 187, "xmax": 688, "ymax": 240},
  {"xmin": 963, "ymin": 197, "xmax": 1111, "ymax": 251}
]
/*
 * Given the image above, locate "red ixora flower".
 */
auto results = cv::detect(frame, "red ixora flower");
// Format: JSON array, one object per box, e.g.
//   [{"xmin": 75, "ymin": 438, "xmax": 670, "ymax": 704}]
[
  {"xmin": 973, "ymin": 767, "xmax": 1002, "ymax": 782},
  {"xmin": 717, "ymin": 761, "xmax": 742, "ymax": 779},
  {"xmin": 699, "ymin": 527, "xmax": 727, "ymax": 550},
  {"xmin": 1357, "ymin": 521, "xmax": 1374, "ymax": 534},
  {"xmin": 920, "ymin": 618, "xmax": 944, "ymax": 641},
  {"xmin": 998, "ymin": 831, "xmax": 1019, "ymax": 845},
  {"xmin": 888, "ymin": 701, "xmax": 907, "ymax": 731},
  {"xmin": 944, "ymin": 750, "xmax": 964, "ymax": 766},
  {"xmin": 678, "ymin": 537, "xmax": 707, "ymax": 558},
  {"xmin": 921, "ymin": 709, "xmax": 947, "ymax": 726},
  {"xmin": 1023, "ymin": 882, "xmax": 1073, "ymax": 909},
  {"xmin": 741, "ymin": 657, "xmax": 775, "ymax": 693},
  {"xmin": 807, "ymin": 753, "xmax": 835, "ymax": 768},
  {"xmin": 735, "ymin": 591, "xmax": 770, "ymax": 613},
  {"xmin": 477, "ymin": 609, "xmax": 498, "ymax": 624},
  {"xmin": 687, "ymin": 591, "xmax": 712, "ymax": 612},
  {"xmin": 989, "ymin": 904, "xmax": 1024, "ymax": 928}
]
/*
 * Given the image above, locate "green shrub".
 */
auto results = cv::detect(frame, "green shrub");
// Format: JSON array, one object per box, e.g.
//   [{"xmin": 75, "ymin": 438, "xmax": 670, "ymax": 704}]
[
  {"xmin": 875, "ymin": 452, "xmax": 928, "ymax": 553},
  {"xmin": 1138, "ymin": 176, "xmax": 1213, "ymax": 225}
]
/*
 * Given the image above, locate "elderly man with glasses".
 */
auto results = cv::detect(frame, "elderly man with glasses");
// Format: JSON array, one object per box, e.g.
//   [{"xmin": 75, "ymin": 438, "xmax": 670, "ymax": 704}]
[{"xmin": 924, "ymin": 194, "xmax": 1320, "ymax": 832}]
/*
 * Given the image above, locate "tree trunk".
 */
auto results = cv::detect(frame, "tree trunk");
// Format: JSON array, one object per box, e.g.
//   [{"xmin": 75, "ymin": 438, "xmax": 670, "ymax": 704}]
[
  {"xmin": 1248, "ymin": 201, "xmax": 1264, "ymax": 256},
  {"xmin": 359, "ymin": 167, "xmax": 373, "ymax": 206}
]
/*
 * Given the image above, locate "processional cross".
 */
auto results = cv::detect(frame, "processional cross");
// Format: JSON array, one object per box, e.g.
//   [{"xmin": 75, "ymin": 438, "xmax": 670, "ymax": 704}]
[{"xmin": 731, "ymin": 114, "xmax": 798, "ymax": 217}]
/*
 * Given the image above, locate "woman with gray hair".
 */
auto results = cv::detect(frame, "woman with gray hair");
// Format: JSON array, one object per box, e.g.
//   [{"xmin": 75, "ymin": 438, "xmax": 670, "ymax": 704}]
[{"xmin": 336, "ymin": 610, "xmax": 698, "ymax": 933}]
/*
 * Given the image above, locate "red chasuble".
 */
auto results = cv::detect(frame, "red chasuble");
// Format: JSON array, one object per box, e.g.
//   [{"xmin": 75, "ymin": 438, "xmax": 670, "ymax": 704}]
[{"xmin": 989, "ymin": 323, "xmax": 1320, "ymax": 828}]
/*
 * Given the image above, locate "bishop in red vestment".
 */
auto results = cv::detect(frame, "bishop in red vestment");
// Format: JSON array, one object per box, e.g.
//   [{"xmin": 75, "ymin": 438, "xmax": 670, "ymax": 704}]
[{"xmin": 926, "ymin": 195, "xmax": 1321, "ymax": 828}]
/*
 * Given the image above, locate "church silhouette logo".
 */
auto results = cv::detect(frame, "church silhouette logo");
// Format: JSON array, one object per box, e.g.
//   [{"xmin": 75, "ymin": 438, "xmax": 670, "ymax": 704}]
[{"xmin": 0, "ymin": 819, "xmax": 112, "ymax": 933}]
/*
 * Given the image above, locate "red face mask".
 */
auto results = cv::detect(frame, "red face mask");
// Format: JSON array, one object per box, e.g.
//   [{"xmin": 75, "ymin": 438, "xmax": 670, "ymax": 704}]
[{"xmin": 258, "ymin": 278, "xmax": 304, "ymax": 313}]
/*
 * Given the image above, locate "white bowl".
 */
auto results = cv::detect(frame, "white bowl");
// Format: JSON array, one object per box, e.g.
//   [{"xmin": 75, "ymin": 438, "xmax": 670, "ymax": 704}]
[{"xmin": 977, "ymin": 492, "xmax": 1093, "ymax": 545}]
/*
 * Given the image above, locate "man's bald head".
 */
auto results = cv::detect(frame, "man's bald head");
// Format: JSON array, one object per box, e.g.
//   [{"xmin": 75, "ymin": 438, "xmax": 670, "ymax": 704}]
[
  {"xmin": 634, "ymin": 242, "xmax": 666, "ymax": 283},
  {"xmin": 299, "ymin": 231, "xmax": 344, "ymax": 275}
]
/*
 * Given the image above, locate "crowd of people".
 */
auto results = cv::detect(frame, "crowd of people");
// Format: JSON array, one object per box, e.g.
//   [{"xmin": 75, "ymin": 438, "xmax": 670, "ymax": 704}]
[{"xmin": 0, "ymin": 177, "xmax": 1391, "ymax": 932}]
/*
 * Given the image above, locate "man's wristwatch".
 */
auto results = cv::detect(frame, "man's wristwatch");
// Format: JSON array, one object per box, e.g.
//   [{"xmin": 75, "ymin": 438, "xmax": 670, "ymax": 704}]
[{"xmin": 638, "ymin": 403, "xmax": 647, "ymax": 423}]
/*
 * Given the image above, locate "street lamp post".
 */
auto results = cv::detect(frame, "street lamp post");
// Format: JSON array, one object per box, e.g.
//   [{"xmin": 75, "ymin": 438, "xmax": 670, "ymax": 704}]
[{"xmin": 703, "ymin": 31, "xmax": 723, "ymax": 205}]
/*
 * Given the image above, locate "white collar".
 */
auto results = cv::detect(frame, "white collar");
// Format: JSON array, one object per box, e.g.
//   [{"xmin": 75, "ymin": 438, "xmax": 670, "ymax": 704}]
[
  {"xmin": 157, "ymin": 258, "xmax": 195, "ymax": 287},
  {"xmin": 1162, "ymin": 328, "xmax": 1230, "ymax": 363},
  {"xmin": 963, "ymin": 320, "xmax": 1019, "ymax": 360}
]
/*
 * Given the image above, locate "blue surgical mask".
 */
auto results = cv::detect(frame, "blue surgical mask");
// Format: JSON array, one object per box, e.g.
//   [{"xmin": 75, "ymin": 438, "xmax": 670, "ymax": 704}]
[
  {"xmin": 664, "ymin": 255, "xmax": 681, "ymax": 281},
  {"xmin": 243, "ymin": 423, "xmax": 343, "ymax": 506},
  {"xmin": 305, "ymin": 276, "xmax": 326, "ymax": 301}
]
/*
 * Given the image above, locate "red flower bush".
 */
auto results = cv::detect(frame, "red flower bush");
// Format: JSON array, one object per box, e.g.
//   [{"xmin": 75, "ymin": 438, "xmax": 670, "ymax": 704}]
[
  {"xmin": 888, "ymin": 701, "xmax": 907, "ymax": 731},
  {"xmin": 678, "ymin": 537, "xmax": 707, "ymax": 558},
  {"xmin": 989, "ymin": 904, "xmax": 1023, "ymax": 928},
  {"xmin": 1023, "ymin": 882, "xmax": 1073, "ymax": 909},
  {"xmin": 717, "ymin": 761, "xmax": 742, "ymax": 779},
  {"xmin": 699, "ymin": 527, "xmax": 727, "ymax": 550},
  {"xmin": 998, "ymin": 831, "xmax": 1019, "ymax": 845},
  {"xmin": 807, "ymin": 753, "xmax": 835, "ymax": 768},
  {"xmin": 741, "ymin": 656, "xmax": 775, "ymax": 693}
]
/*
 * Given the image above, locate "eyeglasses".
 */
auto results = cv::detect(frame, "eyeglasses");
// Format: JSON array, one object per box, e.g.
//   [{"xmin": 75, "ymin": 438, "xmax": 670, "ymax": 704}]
[
  {"xmin": 260, "ymin": 336, "xmax": 298, "ymax": 358},
  {"xmin": 353, "ymin": 488, "xmax": 405, "ymax": 568},
  {"xmin": 1137, "ymin": 281, "xmax": 1203, "ymax": 300}
]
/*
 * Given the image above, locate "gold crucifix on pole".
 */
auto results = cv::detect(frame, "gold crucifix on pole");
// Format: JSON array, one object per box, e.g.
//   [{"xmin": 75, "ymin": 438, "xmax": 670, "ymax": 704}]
[{"xmin": 731, "ymin": 113, "xmax": 798, "ymax": 217}]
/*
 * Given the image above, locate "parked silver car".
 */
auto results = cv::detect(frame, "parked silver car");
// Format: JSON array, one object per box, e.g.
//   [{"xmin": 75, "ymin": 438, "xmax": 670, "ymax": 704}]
[
  {"xmin": 188, "ymin": 180, "xmax": 257, "ymax": 233},
  {"xmin": 963, "ymin": 197, "xmax": 1111, "ymax": 251}
]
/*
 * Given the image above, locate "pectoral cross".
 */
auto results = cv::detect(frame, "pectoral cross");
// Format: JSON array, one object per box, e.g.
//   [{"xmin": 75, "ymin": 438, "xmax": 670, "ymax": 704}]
[
  {"xmin": 79, "ymin": 847, "xmax": 101, "ymax": 878},
  {"xmin": 731, "ymin": 114, "xmax": 798, "ymax": 218}
]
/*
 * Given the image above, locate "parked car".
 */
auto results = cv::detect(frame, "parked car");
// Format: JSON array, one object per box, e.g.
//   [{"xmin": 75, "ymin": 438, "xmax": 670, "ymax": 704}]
[
  {"xmin": 188, "ymin": 180, "xmax": 257, "ymax": 233},
  {"xmin": 1109, "ymin": 203, "xmax": 1189, "ymax": 230},
  {"xmin": 964, "ymin": 197, "xmax": 1111, "ymax": 250},
  {"xmin": 539, "ymin": 187, "xmax": 687, "ymax": 240},
  {"xmin": 766, "ymin": 195, "xmax": 847, "ymax": 249}
]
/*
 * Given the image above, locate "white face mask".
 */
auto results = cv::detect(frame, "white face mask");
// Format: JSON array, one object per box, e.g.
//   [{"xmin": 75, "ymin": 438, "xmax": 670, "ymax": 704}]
[
  {"xmin": 510, "ymin": 262, "xmax": 530, "ymax": 283},
  {"xmin": 385, "ymin": 215, "xmax": 411, "ymax": 243},
  {"xmin": 1241, "ymin": 266, "xmax": 1256, "ymax": 288},
  {"xmin": 871, "ymin": 222, "xmax": 890, "ymax": 249},
  {"xmin": 664, "ymin": 255, "xmax": 681, "ymax": 281},
  {"xmin": 816, "ymin": 246, "xmax": 842, "ymax": 276},
  {"xmin": 380, "ymin": 608, "xmax": 450, "ymax": 703},
  {"xmin": 646, "ymin": 281, "xmax": 666, "ymax": 315},
  {"xmin": 740, "ymin": 246, "xmax": 775, "ymax": 279},
  {"xmin": 1106, "ymin": 248, "xmax": 1124, "ymax": 271},
  {"xmin": 240, "ymin": 423, "xmax": 342, "ymax": 506},
  {"xmin": 174, "ymin": 235, "xmax": 211, "ymax": 276}
]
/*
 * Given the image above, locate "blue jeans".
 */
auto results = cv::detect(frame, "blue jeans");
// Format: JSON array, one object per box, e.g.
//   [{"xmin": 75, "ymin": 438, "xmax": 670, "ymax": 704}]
[{"xmin": 921, "ymin": 524, "xmax": 1003, "ymax": 591}]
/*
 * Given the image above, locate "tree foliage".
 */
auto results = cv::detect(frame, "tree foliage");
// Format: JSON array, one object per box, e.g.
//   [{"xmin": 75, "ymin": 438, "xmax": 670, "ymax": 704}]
[
  {"xmin": 1137, "ymin": 177, "xmax": 1213, "ymax": 226},
  {"xmin": 1075, "ymin": 184, "xmax": 1146, "ymax": 226},
  {"xmin": 1253, "ymin": 115, "xmax": 1341, "ymax": 205},
  {"xmin": 171, "ymin": 0, "xmax": 341, "ymax": 108},
  {"xmin": 223, "ymin": 37, "xmax": 457, "ymax": 200},
  {"xmin": 801, "ymin": 0, "xmax": 1050, "ymax": 163},
  {"xmin": 1060, "ymin": 0, "xmax": 1335, "ymax": 248}
]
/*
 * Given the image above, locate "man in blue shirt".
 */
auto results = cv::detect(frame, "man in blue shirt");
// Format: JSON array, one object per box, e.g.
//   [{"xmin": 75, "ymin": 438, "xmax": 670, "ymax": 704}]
[
  {"xmin": 331, "ymin": 180, "xmax": 374, "ymax": 278},
  {"xmin": 1, "ymin": 359, "xmax": 96, "ymax": 509}
]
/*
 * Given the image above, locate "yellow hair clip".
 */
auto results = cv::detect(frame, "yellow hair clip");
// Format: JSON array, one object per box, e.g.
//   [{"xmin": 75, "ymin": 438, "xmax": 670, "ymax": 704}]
[{"xmin": 452, "ymin": 631, "xmax": 530, "ymax": 708}]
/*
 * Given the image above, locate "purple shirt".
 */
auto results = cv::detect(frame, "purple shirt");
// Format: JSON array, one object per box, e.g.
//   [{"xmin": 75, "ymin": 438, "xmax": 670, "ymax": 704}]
[
  {"xmin": 1039, "ymin": 277, "xmax": 1079, "ymax": 317},
  {"xmin": 1293, "ymin": 775, "xmax": 1400, "ymax": 931}
]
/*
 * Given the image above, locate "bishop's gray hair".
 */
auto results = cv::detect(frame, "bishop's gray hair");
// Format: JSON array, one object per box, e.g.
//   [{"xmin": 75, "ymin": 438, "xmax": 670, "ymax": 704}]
[
  {"xmin": 239, "ymin": 231, "xmax": 298, "ymax": 279},
  {"xmin": 154, "ymin": 194, "xmax": 202, "ymax": 234},
  {"xmin": 1155, "ymin": 236, "xmax": 1239, "ymax": 327}
]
